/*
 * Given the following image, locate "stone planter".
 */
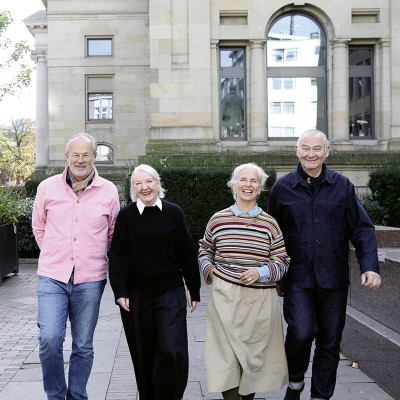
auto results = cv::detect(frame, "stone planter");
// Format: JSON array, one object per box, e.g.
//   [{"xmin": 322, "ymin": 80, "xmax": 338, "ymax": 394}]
[{"xmin": 0, "ymin": 224, "xmax": 19, "ymax": 284}]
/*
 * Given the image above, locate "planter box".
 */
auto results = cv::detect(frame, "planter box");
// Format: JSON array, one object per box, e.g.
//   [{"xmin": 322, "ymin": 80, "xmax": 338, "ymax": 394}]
[{"xmin": 0, "ymin": 224, "xmax": 19, "ymax": 284}]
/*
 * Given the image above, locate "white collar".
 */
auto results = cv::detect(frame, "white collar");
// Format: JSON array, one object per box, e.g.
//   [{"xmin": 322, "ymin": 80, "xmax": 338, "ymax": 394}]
[{"xmin": 136, "ymin": 198, "xmax": 163, "ymax": 215}]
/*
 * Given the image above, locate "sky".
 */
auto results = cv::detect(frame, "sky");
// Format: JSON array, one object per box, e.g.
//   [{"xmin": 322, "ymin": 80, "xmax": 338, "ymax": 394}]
[{"xmin": 0, "ymin": 0, "xmax": 45, "ymax": 126}]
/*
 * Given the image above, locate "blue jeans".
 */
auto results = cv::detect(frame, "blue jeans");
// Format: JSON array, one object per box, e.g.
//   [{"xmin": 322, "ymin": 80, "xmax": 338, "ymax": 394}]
[
  {"xmin": 283, "ymin": 284, "xmax": 348, "ymax": 399},
  {"xmin": 37, "ymin": 275, "xmax": 106, "ymax": 400}
]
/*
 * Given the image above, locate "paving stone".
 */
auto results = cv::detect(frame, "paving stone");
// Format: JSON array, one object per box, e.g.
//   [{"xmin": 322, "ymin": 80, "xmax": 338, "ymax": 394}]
[{"xmin": 0, "ymin": 261, "xmax": 395, "ymax": 399}]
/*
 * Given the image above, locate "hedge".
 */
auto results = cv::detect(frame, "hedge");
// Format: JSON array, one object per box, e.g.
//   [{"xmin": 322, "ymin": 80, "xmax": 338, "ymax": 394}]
[
  {"xmin": 369, "ymin": 163, "xmax": 400, "ymax": 228},
  {"xmin": 125, "ymin": 166, "xmax": 277, "ymax": 247}
]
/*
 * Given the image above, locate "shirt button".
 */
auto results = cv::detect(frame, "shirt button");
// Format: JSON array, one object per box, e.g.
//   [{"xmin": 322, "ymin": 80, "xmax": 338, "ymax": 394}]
[
  {"xmin": 70, "ymin": 257, "xmax": 74, "ymax": 261},
  {"xmin": 75, "ymin": 219, "xmax": 79, "ymax": 223},
  {"xmin": 73, "ymin": 238, "xmax": 77, "ymax": 241},
  {"xmin": 316, "ymin": 240, "xmax": 320, "ymax": 244}
]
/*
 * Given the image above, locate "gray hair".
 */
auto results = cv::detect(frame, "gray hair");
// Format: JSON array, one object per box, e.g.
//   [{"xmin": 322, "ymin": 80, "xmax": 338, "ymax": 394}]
[
  {"xmin": 296, "ymin": 129, "xmax": 329, "ymax": 149},
  {"xmin": 130, "ymin": 164, "xmax": 166, "ymax": 202},
  {"xmin": 66, "ymin": 133, "xmax": 97, "ymax": 153},
  {"xmin": 227, "ymin": 162, "xmax": 269, "ymax": 199}
]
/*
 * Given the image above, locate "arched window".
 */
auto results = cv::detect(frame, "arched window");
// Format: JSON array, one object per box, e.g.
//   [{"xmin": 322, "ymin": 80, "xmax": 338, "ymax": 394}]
[
  {"xmin": 267, "ymin": 13, "xmax": 326, "ymax": 138},
  {"xmin": 95, "ymin": 144, "xmax": 114, "ymax": 164}
]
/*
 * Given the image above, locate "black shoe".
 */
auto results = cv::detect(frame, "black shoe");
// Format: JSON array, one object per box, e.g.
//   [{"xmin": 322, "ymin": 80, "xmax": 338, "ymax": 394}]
[{"xmin": 283, "ymin": 384, "xmax": 305, "ymax": 400}]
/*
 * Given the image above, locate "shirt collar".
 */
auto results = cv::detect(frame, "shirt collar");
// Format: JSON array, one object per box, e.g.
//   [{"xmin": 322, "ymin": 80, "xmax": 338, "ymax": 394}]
[
  {"xmin": 230, "ymin": 203, "xmax": 261, "ymax": 217},
  {"xmin": 136, "ymin": 198, "xmax": 163, "ymax": 215}
]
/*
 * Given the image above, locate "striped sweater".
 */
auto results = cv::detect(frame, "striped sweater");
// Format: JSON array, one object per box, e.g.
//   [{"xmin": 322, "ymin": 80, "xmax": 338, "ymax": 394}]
[{"xmin": 198, "ymin": 207, "xmax": 290, "ymax": 288}]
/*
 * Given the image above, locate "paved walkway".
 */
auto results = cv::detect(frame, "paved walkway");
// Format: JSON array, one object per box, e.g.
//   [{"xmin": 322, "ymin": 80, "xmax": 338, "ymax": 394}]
[{"xmin": 0, "ymin": 260, "xmax": 394, "ymax": 400}]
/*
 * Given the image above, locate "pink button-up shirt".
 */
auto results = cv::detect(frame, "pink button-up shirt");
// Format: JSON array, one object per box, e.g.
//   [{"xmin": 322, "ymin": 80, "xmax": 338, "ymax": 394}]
[{"xmin": 32, "ymin": 167, "xmax": 120, "ymax": 284}]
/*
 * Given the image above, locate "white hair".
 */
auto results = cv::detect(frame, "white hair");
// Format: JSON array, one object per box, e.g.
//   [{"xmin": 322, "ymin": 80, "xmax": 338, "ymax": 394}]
[
  {"xmin": 227, "ymin": 162, "xmax": 268, "ymax": 199},
  {"xmin": 296, "ymin": 129, "xmax": 329, "ymax": 149},
  {"xmin": 130, "ymin": 164, "xmax": 166, "ymax": 202}
]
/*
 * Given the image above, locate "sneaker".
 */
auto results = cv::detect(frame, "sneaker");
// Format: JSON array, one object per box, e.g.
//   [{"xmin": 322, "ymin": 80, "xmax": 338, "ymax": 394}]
[{"xmin": 283, "ymin": 384, "xmax": 305, "ymax": 400}]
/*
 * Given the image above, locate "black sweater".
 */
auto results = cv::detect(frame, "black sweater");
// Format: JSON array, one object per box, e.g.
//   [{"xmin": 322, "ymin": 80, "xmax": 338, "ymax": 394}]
[{"xmin": 109, "ymin": 200, "xmax": 201, "ymax": 302}]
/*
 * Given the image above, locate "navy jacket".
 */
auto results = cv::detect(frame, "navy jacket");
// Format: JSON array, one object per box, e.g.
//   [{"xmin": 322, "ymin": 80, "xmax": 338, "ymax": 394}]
[{"xmin": 268, "ymin": 165, "xmax": 379, "ymax": 289}]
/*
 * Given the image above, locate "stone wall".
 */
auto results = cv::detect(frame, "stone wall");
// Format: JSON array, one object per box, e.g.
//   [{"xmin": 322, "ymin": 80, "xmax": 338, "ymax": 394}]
[{"xmin": 341, "ymin": 226, "xmax": 400, "ymax": 399}]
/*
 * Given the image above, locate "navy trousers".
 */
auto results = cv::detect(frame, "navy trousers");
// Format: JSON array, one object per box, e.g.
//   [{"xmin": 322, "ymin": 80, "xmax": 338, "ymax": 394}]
[
  {"xmin": 120, "ymin": 285, "xmax": 189, "ymax": 400},
  {"xmin": 283, "ymin": 284, "xmax": 348, "ymax": 399}
]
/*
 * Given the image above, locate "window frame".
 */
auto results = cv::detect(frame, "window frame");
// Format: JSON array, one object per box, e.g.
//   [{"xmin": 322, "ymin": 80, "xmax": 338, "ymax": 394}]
[
  {"xmin": 266, "ymin": 12, "xmax": 327, "ymax": 139},
  {"xmin": 86, "ymin": 37, "xmax": 113, "ymax": 57},
  {"xmin": 219, "ymin": 47, "xmax": 247, "ymax": 141},
  {"xmin": 348, "ymin": 45, "xmax": 374, "ymax": 139},
  {"xmin": 95, "ymin": 144, "xmax": 114, "ymax": 164}
]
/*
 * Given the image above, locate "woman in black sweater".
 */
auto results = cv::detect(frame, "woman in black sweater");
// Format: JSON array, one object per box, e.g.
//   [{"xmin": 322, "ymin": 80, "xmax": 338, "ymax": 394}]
[{"xmin": 109, "ymin": 164, "xmax": 201, "ymax": 400}]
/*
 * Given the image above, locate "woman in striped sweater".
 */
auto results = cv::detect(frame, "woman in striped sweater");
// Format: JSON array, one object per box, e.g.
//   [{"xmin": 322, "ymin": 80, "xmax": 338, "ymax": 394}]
[{"xmin": 199, "ymin": 163, "xmax": 290, "ymax": 400}]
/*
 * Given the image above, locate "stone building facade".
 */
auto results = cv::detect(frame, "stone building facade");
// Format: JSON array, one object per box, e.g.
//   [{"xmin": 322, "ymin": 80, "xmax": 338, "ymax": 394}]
[{"xmin": 25, "ymin": 0, "xmax": 400, "ymax": 190}]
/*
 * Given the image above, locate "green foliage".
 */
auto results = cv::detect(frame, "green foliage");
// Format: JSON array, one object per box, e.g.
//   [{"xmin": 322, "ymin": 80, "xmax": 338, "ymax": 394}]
[
  {"xmin": 16, "ymin": 197, "xmax": 40, "ymax": 257},
  {"xmin": 0, "ymin": 119, "xmax": 35, "ymax": 184},
  {"xmin": 0, "ymin": 11, "xmax": 31, "ymax": 102},
  {"xmin": 369, "ymin": 162, "xmax": 400, "ymax": 228},
  {"xmin": 124, "ymin": 166, "xmax": 276, "ymax": 247},
  {"xmin": 360, "ymin": 196, "xmax": 390, "ymax": 226},
  {"xmin": 0, "ymin": 186, "xmax": 24, "ymax": 225}
]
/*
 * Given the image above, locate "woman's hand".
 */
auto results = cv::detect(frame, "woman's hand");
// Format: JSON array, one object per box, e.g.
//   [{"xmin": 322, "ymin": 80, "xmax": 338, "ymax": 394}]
[
  {"xmin": 240, "ymin": 269, "xmax": 260, "ymax": 285},
  {"xmin": 187, "ymin": 291, "xmax": 198, "ymax": 313},
  {"xmin": 117, "ymin": 297, "xmax": 130, "ymax": 312}
]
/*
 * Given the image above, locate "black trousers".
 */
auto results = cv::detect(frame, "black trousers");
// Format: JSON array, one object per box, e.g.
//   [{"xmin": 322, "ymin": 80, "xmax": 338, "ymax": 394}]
[
  {"xmin": 120, "ymin": 286, "xmax": 189, "ymax": 400},
  {"xmin": 283, "ymin": 284, "xmax": 348, "ymax": 399}
]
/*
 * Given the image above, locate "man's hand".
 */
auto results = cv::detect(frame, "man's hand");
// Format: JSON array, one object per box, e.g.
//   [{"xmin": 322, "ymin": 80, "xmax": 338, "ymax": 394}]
[
  {"xmin": 361, "ymin": 271, "xmax": 381, "ymax": 290},
  {"xmin": 117, "ymin": 297, "xmax": 130, "ymax": 311}
]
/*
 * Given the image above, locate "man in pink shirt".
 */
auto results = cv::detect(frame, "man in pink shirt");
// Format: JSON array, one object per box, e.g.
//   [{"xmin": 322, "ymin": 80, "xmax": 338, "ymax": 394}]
[{"xmin": 32, "ymin": 133, "xmax": 120, "ymax": 400}]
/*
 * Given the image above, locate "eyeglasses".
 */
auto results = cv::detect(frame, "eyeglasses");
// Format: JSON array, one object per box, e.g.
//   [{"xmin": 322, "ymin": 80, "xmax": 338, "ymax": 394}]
[{"xmin": 69, "ymin": 153, "xmax": 95, "ymax": 161}]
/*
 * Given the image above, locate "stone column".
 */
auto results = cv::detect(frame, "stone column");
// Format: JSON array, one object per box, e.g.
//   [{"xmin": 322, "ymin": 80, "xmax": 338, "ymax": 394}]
[
  {"xmin": 249, "ymin": 39, "xmax": 266, "ymax": 143},
  {"xmin": 377, "ymin": 39, "xmax": 391, "ymax": 143},
  {"xmin": 31, "ymin": 49, "xmax": 48, "ymax": 168},
  {"xmin": 331, "ymin": 38, "xmax": 351, "ymax": 144},
  {"xmin": 210, "ymin": 40, "xmax": 220, "ymax": 141}
]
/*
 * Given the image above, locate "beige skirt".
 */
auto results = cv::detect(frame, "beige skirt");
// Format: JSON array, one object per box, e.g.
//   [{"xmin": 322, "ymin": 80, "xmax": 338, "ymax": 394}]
[{"xmin": 205, "ymin": 276, "xmax": 288, "ymax": 395}]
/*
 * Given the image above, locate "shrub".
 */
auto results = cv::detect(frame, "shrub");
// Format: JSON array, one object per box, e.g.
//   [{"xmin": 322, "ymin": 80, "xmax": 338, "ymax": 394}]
[
  {"xmin": 17, "ymin": 197, "xmax": 40, "ymax": 258},
  {"xmin": 124, "ymin": 166, "xmax": 276, "ymax": 247},
  {"xmin": 0, "ymin": 187, "xmax": 24, "ymax": 225},
  {"xmin": 369, "ymin": 163, "xmax": 400, "ymax": 228},
  {"xmin": 360, "ymin": 196, "xmax": 390, "ymax": 226}
]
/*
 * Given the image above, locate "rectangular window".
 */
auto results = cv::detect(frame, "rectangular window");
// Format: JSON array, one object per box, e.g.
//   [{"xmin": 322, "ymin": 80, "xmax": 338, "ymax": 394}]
[
  {"xmin": 87, "ymin": 38, "xmax": 113, "ymax": 57},
  {"xmin": 283, "ymin": 102, "xmax": 295, "ymax": 113},
  {"xmin": 285, "ymin": 49, "xmax": 298, "ymax": 62},
  {"xmin": 219, "ymin": 48, "xmax": 246, "ymax": 140},
  {"xmin": 273, "ymin": 49, "xmax": 284, "ymax": 62},
  {"xmin": 270, "ymin": 102, "xmax": 294, "ymax": 114},
  {"xmin": 272, "ymin": 78, "xmax": 294, "ymax": 90},
  {"xmin": 88, "ymin": 93, "xmax": 113, "ymax": 120},
  {"xmin": 86, "ymin": 76, "xmax": 114, "ymax": 121},
  {"xmin": 270, "ymin": 102, "xmax": 282, "ymax": 114},
  {"xmin": 349, "ymin": 46, "xmax": 373, "ymax": 138}
]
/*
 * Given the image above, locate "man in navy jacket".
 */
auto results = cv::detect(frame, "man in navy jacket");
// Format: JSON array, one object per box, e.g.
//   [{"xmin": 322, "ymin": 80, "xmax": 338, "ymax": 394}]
[{"xmin": 268, "ymin": 129, "xmax": 381, "ymax": 400}]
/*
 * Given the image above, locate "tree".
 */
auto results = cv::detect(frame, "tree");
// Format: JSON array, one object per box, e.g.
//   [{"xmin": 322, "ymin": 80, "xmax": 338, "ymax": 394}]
[
  {"xmin": 0, "ymin": 10, "xmax": 31, "ymax": 102},
  {"xmin": 0, "ymin": 118, "xmax": 35, "ymax": 185}
]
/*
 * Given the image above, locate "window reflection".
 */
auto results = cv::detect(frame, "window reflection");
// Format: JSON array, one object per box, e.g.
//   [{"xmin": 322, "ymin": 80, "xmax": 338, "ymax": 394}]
[
  {"xmin": 219, "ymin": 49, "xmax": 246, "ymax": 139},
  {"xmin": 349, "ymin": 47, "xmax": 373, "ymax": 138},
  {"xmin": 96, "ymin": 144, "xmax": 114, "ymax": 163},
  {"xmin": 220, "ymin": 78, "xmax": 245, "ymax": 138},
  {"xmin": 88, "ymin": 93, "xmax": 113, "ymax": 120},
  {"xmin": 87, "ymin": 38, "xmax": 112, "ymax": 57},
  {"xmin": 267, "ymin": 13, "xmax": 326, "ymax": 137}
]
